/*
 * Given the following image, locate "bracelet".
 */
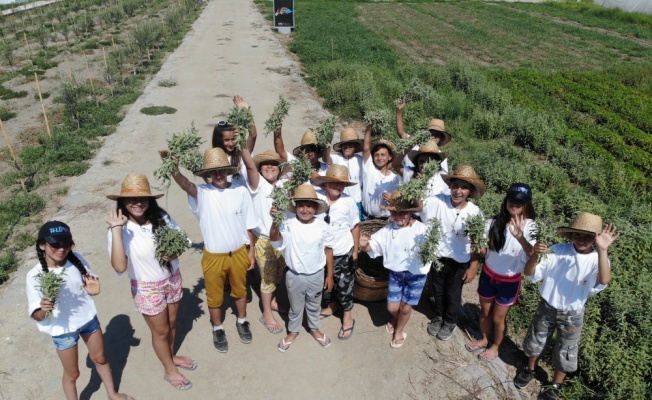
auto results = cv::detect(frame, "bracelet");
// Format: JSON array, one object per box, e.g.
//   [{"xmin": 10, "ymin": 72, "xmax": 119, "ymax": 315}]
[{"xmin": 109, "ymin": 225, "xmax": 124, "ymax": 230}]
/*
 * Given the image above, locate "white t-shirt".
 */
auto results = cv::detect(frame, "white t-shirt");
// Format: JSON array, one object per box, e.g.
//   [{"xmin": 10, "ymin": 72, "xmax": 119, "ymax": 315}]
[
  {"xmin": 420, "ymin": 194, "xmax": 482, "ymax": 263},
  {"xmin": 527, "ymin": 243, "xmax": 608, "ymax": 311},
  {"xmin": 107, "ymin": 213, "xmax": 182, "ymax": 282},
  {"xmin": 188, "ymin": 183, "xmax": 257, "ymax": 253},
  {"xmin": 286, "ymin": 153, "xmax": 328, "ymax": 191},
  {"xmin": 272, "ymin": 217, "xmax": 334, "ymax": 275},
  {"xmin": 249, "ymin": 176, "xmax": 293, "ymax": 238},
  {"xmin": 317, "ymin": 191, "xmax": 360, "ymax": 256},
  {"xmin": 26, "ymin": 253, "xmax": 97, "ymax": 337},
  {"xmin": 361, "ymin": 157, "xmax": 401, "ymax": 218},
  {"xmin": 367, "ymin": 220, "xmax": 431, "ymax": 275},
  {"xmin": 402, "ymin": 145, "xmax": 450, "ymax": 196},
  {"xmin": 484, "ymin": 217, "xmax": 537, "ymax": 277},
  {"xmin": 330, "ymin": 152, "xmax": 363, "ymax": 203}
]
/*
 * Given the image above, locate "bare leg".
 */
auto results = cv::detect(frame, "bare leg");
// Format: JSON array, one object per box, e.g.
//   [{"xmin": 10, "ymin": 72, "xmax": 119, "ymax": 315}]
[
  {"xmin": 552, "ymin": 369, "xmax": 567, "ymax": 384},
  {"xmin": 475, "ymin": 298, "xmax": 493, "ymax": 348},
  {"xmin": 528, "ymin": 355, "xmax": 540, "ymax": 371},
  {"xmin": 386, "ymin": 301, "xmax": 399, "ymax": 332},
  {"xmin": 261, "ymin": 291, "xmax": 281, "ymax": 327},
  {"xmin": 142, "ymin": 307, "xmax": 185, "ymax": 382},
  {"xmin": 481, "ymin": 303, "xmax": 511, "ymax": 359},
  {"xmin": 341, "ymin": 309, "xmax": 354, "ymax": 329},
  {"xmin": 209, "ymin": 307, "xmax": 223, "ymax": 326},
  {"xmin": 82, "ymin": 329, "xmax": 128, "ymax": 400},
  {"xmin": 55, "ymin": 345, "xmax": 80, "ymax": 400},
  {"xmin": 392, "ymin": 302, "xmax": 412, "ymax": 345},
  {"xmin": 235, "ymin": 296, "xmax": 247, "ymax": 319}
]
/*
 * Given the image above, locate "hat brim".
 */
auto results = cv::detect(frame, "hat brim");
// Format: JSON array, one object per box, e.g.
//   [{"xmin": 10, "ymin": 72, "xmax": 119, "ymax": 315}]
[
  {"xmin": 43, "ymin": 236, "xmax": 74, "ymax": 246},
  {"xmin": 380, "ymin": 205, "xmax": 420, "ymax": 212},
  {"xmin": 557, "ymin": 227, "xmax": 597, "ymax": 239},
  {"xmin": 332, "ymin": 140, "xmax": 363, "ymax": 153},
  {"xmin": 292, "ymin": 144, "xmax": 323, "ymax": 157},
  {"xmin": 311, "ymin": 176, "xmax": 356, "ymax": 187},
  {"xmin": 106, "ymin": 193, "xmax": 164, "ymax": 200},
  {"xmin": 288, "ymin": 198, "xmax": 328, "ymax": 215},
  {"xmin": 426, "ymin": 129, "xmax": 452, "ymax": 147},
  {"xmin": 193, "ymin": 166, "xmax": 240, "ymax": 178},
  {"xmin": 407, "ymin": 149, "xmax": 448, "ymax": 166},
  {"xmin": 254, "ymin": 157, "xmax": 291, "ymax": 177},
  {"xmin": 441, "ymin": 175, "xmax": 486, "ymax": 199}
]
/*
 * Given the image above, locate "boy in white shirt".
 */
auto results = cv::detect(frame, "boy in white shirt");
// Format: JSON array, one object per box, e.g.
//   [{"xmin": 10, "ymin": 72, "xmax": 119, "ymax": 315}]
[
  {"xmin": 323, "ymin": 127, "xmax": 364, "ymax": 219},
  {"xmin": 420, "ymin": 165, "xmax": 485, "ymax": 341},
  {"xmin": 514, "ymin": 213, "xmax": 618, "ymax": 400},
  {"xmin": 163, "ymin": 147, "xmax": 257, "ymax": 353},
  {"xmin": 312, "ymin": 165, "xmax": 360, "ymax": 340},
  {"xmin": 392, "ymin": 139, "xmax": 450, "ymax": 197},
  {"xmin": 361, "ymin": 124, "xmax": 401, "ymax": 220},
  {"xmin": 270, "ymin": 185, "xmax": 335, "ymax": 352},
  {"xmin": 274, "ymin": 128, "xmax": 328, "ymax": 190},
  {"xmin": 360, "ymin": 192, "xmax": 431, "ymax": 348}
]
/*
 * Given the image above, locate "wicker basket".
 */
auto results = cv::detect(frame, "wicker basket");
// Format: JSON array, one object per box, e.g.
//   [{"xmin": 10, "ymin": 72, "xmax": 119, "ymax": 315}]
[{"xmin": 353, "ymin": 267, "xmax": 388, "ymax": 302}]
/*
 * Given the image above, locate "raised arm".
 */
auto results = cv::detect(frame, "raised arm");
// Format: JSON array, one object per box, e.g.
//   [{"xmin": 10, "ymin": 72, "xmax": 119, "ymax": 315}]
[
  {"xmin": 391, "ymin": 145, "xmax": 409, "ymax": 176},
  {"xmin": 273, "ymin": 127, "xmax": 288, "ymax": 162},
  {"xmin": 363, "ymin": 124, "xmax": 372, "ymax": 162},
  {"xmin": 395, "ymin": 97, "xmax": 408, "ymax": 138},
  {"xmin": 595, "ymin": 223, "xmax": 619, "ymax": 285},
  {"xmin": 234, "ymin": 95, "xmax": 258, "ymax": 153},
  {"xmin": 106, "ymin": 208, "xmax": 128, "ymax": 273},
  {"xmin": 241, "ymin": 147, "xmax": 259, "ymax": 191},
  {"xmin": 323, "ymin": 146, "xmax": 332, "ymax": 164},
  {"xmin": 159, "ymin": 149, "xmax": 198, "ymax": 199}
]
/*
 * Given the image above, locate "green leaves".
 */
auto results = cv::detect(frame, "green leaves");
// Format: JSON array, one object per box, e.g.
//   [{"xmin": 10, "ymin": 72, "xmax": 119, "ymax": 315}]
[
  {"xmin": 264, "ymin": 95, "xmax": 290, "ymax": 137},
  {"xmin": 226, "ymin": 106, "xmax": 252, "ymax": 150},
  {"xmin": 396, "ymin": 159, "xmax": 440, "ymax": 202},
  {"xmin": 153, "ymin": 224, "xmax": 191, "ymax": 268},
  {"xmin": 464, "ymin": 214, "xmax": 486, "ymax": 253},
  {"xmin": 154, "ymin": 123, "xmax": 204, "ymax": 190},
  {"xmin": 270, "ymin": 153, "xmax": 313, "ymax": 226},
  {"xmin": 35, "ymin": 269, "xmax": 67, "ymax": 318},
  {"xmin": 313, "ymin": 116, "xmax": 338, "ymax": 148},
  {"xmin": 419, "ymin": 218, "xmax": 443, "ymax": 270}
]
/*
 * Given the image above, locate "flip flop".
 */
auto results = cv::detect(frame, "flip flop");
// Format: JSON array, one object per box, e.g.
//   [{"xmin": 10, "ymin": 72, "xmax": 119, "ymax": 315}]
[
  {"xmin": 338, "ymin": 319, "xmax": 355, "ymax": 340},
  {"xmin": 465, "ymin": 341, "xmax": 487, "ymax": 353},
  {"xmin": 478, "ymin": 350, "xmax": 499, "ymax": 361},
  {"xmin": 385, "ymin": 322, "xmax": 395, "ymax": 334},
  {"xmin": 174, "ymin": 356, "xmax": 198, "ymax": 371},
  {"xmin": 313, "ymin": 332, "xmax": 332, "ymax": 348},
  {"xmin": 390, "ymin": 332, "xmax": 407, "ymax": 348},
  {"xmin": 164, "ymin": 374, "xmax": 192, "ymax": 391},
  {"xmin": 277, "ymin": 337, "xmax": 294, "ymax": 353},
  {"xmin": 259, "ymin": 316, "xmax": 283, "ymax": 334}
]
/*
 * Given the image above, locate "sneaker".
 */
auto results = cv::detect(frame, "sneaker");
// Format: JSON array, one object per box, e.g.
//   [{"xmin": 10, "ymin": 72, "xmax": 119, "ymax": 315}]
[
  {"xmin": 212, "ymin": 329, "xmax": 228, "ymax": 353},
  {"xmin": 236, "ymin": 321, "xmax": 253, "ymax": 344},
  {"xmin": 514, "ymin": 366, "xmax": 535, "ymax": 389},
  {"xmin": 427, "ymin": 317, "xmax": 443, "ymax": 337},
  {"xmin": 437, "ymin": 322, "xmax": 456, "ymax": 341},
  {"xmin": 538, "ymin": 383, "xmax": 562, "ymax": 400}
]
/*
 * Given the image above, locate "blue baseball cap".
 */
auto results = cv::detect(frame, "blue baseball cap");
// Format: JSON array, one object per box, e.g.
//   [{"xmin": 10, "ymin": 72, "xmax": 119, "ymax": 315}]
[
  {"xmin": 506, "ymin": 183, "xmax": 532, "ymax": 204},
  {"xmin": 38, "ymin": 221, "xmax": 74, "ymax": 245}
]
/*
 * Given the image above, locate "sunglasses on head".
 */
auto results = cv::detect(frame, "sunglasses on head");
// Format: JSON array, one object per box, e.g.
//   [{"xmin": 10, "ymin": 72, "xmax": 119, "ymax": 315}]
[{"xmin": 216, "ymin": 120, "xmax": 229, "ymax": 127}]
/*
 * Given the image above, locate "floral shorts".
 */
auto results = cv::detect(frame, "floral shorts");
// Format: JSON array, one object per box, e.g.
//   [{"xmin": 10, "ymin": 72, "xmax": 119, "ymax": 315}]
[
  {"xmin": 130, "ymin": 270, "xmax": 183, "ymax": 316},
  {"xmin": 255, "ymin": 236, "xmax": 286, "ymax": 294}
]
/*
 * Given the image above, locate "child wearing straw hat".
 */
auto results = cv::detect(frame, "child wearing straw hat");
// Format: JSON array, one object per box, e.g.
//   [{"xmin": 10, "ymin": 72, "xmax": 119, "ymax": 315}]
[
  {"xmin": 392, "ymin": 139, "xmax": 450, "ymax": 197},
  {"xmin": 323, "ymin": 127, "xmax": 364, "ymax": 219},
  {"xmin": 361, "ymin": 124, "xmax": 401, "ymax": 220},
  {"xmin": 274, "ymin": 128, "xmax": 328, "ymax": 190},
  {"xmin": 312, "ymin": 165, "xmax": 360, "ymax": 339},
  {"xmin": 241, "ymin": 147, "xmax": 291, "ymax": 334},
  {"xmin": 359, "ymin": 191, "xmax": 431, "ymax": 348},
  {"xmin": 161, "ymin": 147, "xmax": 257, "ymax": 353},
  {"xmin": 106, "ymin": 174, "xmax": 196, "ymax": 390},
  {"xmin": 270, "ymin": 185, "xmax": 335, "ymax": 352},
  {"xmin": 211, "ymin": 95, "xmax": 258, "ymax": 187},
  {"xmin": 420, "ymin": 165, "xmax": 485, "ymax": 341},
  {"xmin": 513, "ymin": 213, "xmax": 618, "ymax": 400}
]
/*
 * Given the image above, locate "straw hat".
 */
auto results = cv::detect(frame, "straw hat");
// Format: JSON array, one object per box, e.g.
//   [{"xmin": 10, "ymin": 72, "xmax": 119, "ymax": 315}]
[
  {"xmin": 253, "ymin": 150, "xmax": 291, "ymax": 177},
  {"xmin": 107, "ymin": 174, "xmax": 164, "ymax": 200},
  {"xmin": 371, "ymin": 138, "xmax": 396, "ymax": 155},
  {"xmin": 407, "ymin": 139, "xmax": 449, "ymax": 166},
  {"xmin": 425, "ymin": 119, "xmax": 452, "ymax": 146},
  {"xmin": 311, "ymin": 164, "xmax": 356, "ymax": 187},
  {"xmin": 332, "ymin": 127, "xmax": 363, "ymax": 153},
  {"xmin": 193, "ymin": 147, "xmax": 240, "ymax": 178},
  {"xmin": 380, "ymin": 191, "xmax": 420, "ymax": 212},
  {"xmin": 292, "ymin": 130, "xmax": 323, "ymax": 157},
  {"xmin": 288, "ymin": 184, "xmax": 328, "ymax": 215},
  {"xmin": 558, "ymin": 212, "xmax": 603, "ymax": 239},
  {"xmin": 441, "ymin": 165, "xmax": 486, "ymax": 199}
]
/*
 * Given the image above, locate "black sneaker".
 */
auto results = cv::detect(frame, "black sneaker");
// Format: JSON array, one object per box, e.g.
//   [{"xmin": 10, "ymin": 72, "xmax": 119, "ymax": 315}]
[
  {"xmin": 538, "ymin": 383, "xmax": 562, "ymax": 400},
  {"xmin": 514, "ymin": 366, "xmax": 535, "ymax": 389},
  {"xmin": 236, "ymin": 321, "xmax": 252, "ymax": 344},
  {"xmin": 437, "ymin": 322, "xmax": 456, "ymax": 341},
  {"xmin": 212, "ymin": 329, "xmax": 228, "ymax": 353},
  {"xmin": 427, "ymin": 317, "xmax": 443, "ymax": 337}
]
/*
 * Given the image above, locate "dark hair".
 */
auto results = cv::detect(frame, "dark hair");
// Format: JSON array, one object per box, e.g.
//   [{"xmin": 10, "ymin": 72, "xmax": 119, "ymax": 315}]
[
  {"xmin": 487, "ymin": 197, "xmax": 536, "ymax": 253},
  {"xmin": 36, "ymin": 242, "xmax": 87, "ymax": 278},
  {"xmin": 116, "ymin": 197, "xmax": 168, "ymax": 235},
  {"xmin": 211, "ymin": 124, "xmax": 241, "ymax": 168}
]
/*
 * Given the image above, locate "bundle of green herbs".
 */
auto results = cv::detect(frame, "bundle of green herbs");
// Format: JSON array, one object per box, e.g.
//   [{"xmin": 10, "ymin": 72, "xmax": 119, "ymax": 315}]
[
  {"xmin": 270, "ymin": 153, "xmax": 313, "ymax": 226},
  {"xmin": 395, "ymin": 130, "xmax": 432, "ymax": 154},
  {"xmin": 401, "ymin": 78, "xmax": 433, "ymax": 102},
  {"xmin": 154, "ymin": 123, "xmax": 204, "ymax": 190},
  {"xmin": 154, "ymin": 224, "xmax": 191, "ymax": 270},
  {"xmin": 465, "ymin": 214, "xmax": 487, "ymax": 253},
  {"xmin": 313, "ymin": 116, "xmax": 338, "ymax": 148},
  {"xmin": 35, "ymin": 269, "xmax": 67, "ymax": 318},
  {"xmin": 264, "ymin": 95, "xmax": 290, "ymax": 137},
  {"xmin": 396, "ymin": 159, "xmax": 440, "ymax": 202},
  {"xmin": 363, "ymin": 108, "xmax": 393, "ymax": 136},
  {"xmin": 226, "ymin": 105, "xmax": 252, "ymax": 149},
  {"xmin": 531, "ymin": 217, "xmax": 558, "ymax": 260},
  {"xmin": 419, "ymin": 218, "xmax": 443, "ymax": 271}
]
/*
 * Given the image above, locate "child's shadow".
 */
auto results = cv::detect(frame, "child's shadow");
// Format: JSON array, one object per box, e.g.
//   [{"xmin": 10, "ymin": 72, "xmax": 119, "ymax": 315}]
[
  {"xmin": 175, "ymin": 277, "xmax": 206, "ymax": 352},
  {"xmin": 80, "ymin": 315, "xmax": 140, "ymax": 400}
]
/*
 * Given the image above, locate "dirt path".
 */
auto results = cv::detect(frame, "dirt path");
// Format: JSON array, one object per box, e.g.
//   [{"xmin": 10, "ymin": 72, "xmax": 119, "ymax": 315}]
[{"xmin": 0, "ymin": 1, "xmax": 530, "ymax": 399}]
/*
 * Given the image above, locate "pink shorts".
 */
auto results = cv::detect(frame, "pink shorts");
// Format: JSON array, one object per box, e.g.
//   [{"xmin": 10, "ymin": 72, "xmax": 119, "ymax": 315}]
[{"xmin": 130, "ymin": 270, "xmax": 183, "ymax": 316}]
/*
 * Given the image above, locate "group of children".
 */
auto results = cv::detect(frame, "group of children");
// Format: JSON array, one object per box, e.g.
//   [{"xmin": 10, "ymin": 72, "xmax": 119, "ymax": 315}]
[{"xmin": 26, "ymin": 97, "xmax": 619, "ymax": 400}]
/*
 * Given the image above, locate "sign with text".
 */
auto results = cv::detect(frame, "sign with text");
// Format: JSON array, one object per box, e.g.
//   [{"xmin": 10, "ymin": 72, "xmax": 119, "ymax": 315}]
[{"xmin": 273, "ymin": 0, "xmax": 294, "ymax": 28}]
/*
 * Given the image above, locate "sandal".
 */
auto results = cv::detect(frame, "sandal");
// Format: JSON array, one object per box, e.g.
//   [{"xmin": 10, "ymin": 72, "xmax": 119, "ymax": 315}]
[
  {"xmin": 174, "ymin": 356, "xmax": 198, "ymax": 371},
  {"xmin": 390, "ymin": 332, "xmax": 407, "ymax": 349},
  {"xmin": 338, "ymin": 319, "xmax": 355, "ymax": 340},
  {"xmin": 312, "ymin": 332, "xmax": 332, "ymax": 348},
  {"xmin": 164, "ymin": 374, "xmax": 192, "ymax": 391},
  {"xmin": 277, "ymin": 337, "xmax": 294, "ymax": 353},
  {"xmin": 259, "ymin": 316, "xmax": 283, "ymax": 334},
  {"xmin": 385, "ymin": 322, "xmax": 395, "ymax": 334},
  {"xmin": 465, "ymin": 341, "xmax": 487, "ymax": 353}
]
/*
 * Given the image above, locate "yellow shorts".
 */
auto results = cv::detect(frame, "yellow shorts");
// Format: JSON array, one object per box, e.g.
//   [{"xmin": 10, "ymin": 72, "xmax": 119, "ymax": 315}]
[{"xmin": 201, "ymin": 245, "xmax": 248, "ymax": 308}]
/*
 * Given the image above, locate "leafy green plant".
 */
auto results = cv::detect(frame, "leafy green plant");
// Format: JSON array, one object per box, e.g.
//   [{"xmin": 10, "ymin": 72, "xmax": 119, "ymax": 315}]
[
  {"xmin": 396, "ymin": 160, "xmax": 440, "ymax": 202},
  {"xmin": 464, "ymin": 214, "xmax": 486, "ymax": 253},
  {"xmin": 154, "ymin": 122, "xmax": 204, "ymax": 190},
  {"xmin": 312, "ymin": 116, "xmax": 337, "ymax": 148},
  {"xmin": 395, "ymin": 130, "xmax": 431, "ymax": 154},
  {"xmin": 157, "ymin": 77, "xmax": 177, "ymax": 87},
  {"xmin": 154, "ymin": 224, "xmax": 191, "ymax": 270},
  {"xmin": 35, "ymin": 269, "xmax": 66, "ymax": 318},
  {"xmin": 270, "ymin": 153, "xmax": 313, "ymax": 226},
  {"xmin": 226, "ymin": 105, "xmax": 252, "ymax": 150},
  {"xmin": 419, "ymin": 217, "xmax": 442, "ymax": 270},
  {"xmin": 264, "ymin": 95, "xmax": 290, "ymax": 137},
  {"xmin": 140, "ymin": 106, "xmax": 176, "ymax": 115}
]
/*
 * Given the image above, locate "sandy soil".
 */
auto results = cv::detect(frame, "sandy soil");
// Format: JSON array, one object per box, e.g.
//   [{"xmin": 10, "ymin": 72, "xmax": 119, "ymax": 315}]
[{"xmin": 0, "ymin": 1, "xmax": 537, "ymax": 399}]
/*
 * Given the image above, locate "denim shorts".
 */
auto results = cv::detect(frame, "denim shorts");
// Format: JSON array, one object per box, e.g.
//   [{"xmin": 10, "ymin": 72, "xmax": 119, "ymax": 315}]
[
  {"xmin": 477, "ymin": 269, "xmax": 522, "ymax": 306},
  {"xmin": 52, "ymin": 315, "xmax": 101, "ymax": 351},
  {"xmin": 387, "ymin": 270, "xmax": 427, "ymax": 306}
]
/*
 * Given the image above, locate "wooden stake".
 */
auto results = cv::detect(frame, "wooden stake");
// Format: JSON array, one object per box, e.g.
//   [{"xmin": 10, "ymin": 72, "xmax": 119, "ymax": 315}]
[
  {"xmin": 23, "ymin": 31, "xmax": 32, "ymax": 59},
  {"xmin": 102, "ymin": 47, "xmax": 114, "ymax": 96},
  {"xmin": 68, "ymin": 63, "xmax": 73, "ymax": 83},
  {"xmin": 34, "ymin": 73, "xmax": 51, "ymax": 139},
  {"xmin": 84, "ymin": 52, "xmax": 98, "ymax": 107},
  {"xmin": 0, "ymin": 117, "xmax": 26, "ymax": 191}
]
